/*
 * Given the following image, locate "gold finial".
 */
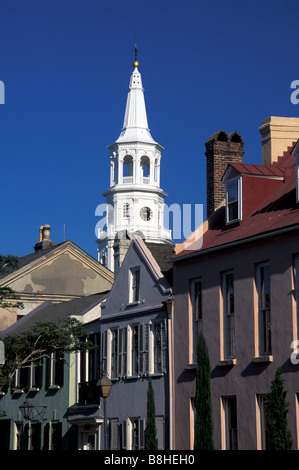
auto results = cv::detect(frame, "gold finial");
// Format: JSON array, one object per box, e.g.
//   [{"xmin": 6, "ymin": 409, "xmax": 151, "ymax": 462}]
[{"xmin": 133, "ymin": 42, "xmax": 139, "ymax": 68}]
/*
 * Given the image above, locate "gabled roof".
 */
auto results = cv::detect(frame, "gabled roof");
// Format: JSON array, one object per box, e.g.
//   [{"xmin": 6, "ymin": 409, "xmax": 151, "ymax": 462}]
[
  {"xmin": 0, "ymin": 239, "xmax": 114, "ymax": 287},
  {"xmin": 101, "ymin": 237, "xmax": 172, "ymax": 318},
  {"xmin": 175, "ymin": 141, "xmax": 299, "ymax": 260},
  {"xmin": 0, "ymin": 292, "xmax": 107, "ymax": 337}
]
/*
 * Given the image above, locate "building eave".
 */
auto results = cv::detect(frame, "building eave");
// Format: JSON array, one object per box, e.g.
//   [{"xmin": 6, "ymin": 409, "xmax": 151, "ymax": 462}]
[{"xmin": 173, "ymin": 223, "xmax": 299, "ymax": 263}]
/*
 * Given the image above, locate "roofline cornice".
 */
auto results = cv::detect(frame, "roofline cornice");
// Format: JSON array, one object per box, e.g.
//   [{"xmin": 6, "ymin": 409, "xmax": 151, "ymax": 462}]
[{"xmin": 173, "ymin": 223, "xmax": 299, "ymax": 263}]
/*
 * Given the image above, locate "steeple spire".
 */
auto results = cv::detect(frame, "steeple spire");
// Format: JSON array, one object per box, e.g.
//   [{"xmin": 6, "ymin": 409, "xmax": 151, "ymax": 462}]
[
  {"xmin": 97, "ymin": 51, "xmax": 172, "ymax": 272},
  {"xmin": 116, "ymin": 47, "xmax": 157, "ymax": 145}
]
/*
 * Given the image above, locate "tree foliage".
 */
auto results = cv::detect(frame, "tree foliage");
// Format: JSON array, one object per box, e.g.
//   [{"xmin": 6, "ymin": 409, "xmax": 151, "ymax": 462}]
[
  {"xmin": 265, "ymin": 368, "xmax": 293, "ymax": 450},
  {"xmin": 0, "ymin": 318, "xmax": 95, "ymax": 388},
  {"xmin": 0, "ymin": 254, "xmax": 24, "ymax": 310},
  {"xmin": 145, "ymin": 378, "xmax": 158, "ymax": 450},
  {"xmin": 194, "ymin": 331, "xmax": 214, "ymax": 450}
]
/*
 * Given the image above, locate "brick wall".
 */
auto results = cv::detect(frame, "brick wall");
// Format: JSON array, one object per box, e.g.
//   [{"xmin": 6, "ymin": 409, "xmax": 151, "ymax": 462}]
[{"xmin": 205, "ymin": 131, "xmax": 244, "ymax": 218}]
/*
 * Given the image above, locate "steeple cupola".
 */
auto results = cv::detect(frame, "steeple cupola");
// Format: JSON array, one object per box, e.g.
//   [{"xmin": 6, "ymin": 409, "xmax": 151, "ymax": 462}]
[{"xmin": 97, "ymin": 50, "xmax": 172, "ymax": 272}]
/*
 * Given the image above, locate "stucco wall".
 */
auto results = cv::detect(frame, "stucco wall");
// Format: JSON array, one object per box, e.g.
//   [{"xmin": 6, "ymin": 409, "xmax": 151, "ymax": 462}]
[{"xmin": 174, "ymin": 230, "xmax": 299, "ymax": 450}]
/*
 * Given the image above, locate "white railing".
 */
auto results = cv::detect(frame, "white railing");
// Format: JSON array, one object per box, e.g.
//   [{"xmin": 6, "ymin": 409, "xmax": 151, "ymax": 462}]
[{"xmin": 123, "ymin": 176, "xmax": 133, "ymax": 184}]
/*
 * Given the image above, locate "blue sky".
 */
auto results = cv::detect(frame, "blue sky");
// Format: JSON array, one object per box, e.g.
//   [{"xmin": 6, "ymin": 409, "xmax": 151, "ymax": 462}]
[{"xmin": 0, "ymin": 0, "xmax": 298, "ymax": 259}]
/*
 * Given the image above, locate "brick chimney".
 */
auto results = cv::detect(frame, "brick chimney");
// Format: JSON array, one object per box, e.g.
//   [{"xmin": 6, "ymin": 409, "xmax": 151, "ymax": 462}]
[
  {"xmin": 34, "ymin": 224, "xmax": 55, "ymax": 252},
  {"xmin": 205, "ymin": 130, "xmax": 244, "ymax": 218}
]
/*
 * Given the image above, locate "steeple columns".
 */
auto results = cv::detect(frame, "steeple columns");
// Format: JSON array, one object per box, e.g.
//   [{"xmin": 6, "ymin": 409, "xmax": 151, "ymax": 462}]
[{"xmin": 109, "ymin": 146, "xmax": 161, "ymax": 188}]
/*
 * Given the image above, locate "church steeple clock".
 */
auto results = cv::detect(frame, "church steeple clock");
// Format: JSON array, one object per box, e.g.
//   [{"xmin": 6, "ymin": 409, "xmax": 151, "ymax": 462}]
[{"xmin": 97, "ymin": 49, "xmax": 172, "ymax": 271}]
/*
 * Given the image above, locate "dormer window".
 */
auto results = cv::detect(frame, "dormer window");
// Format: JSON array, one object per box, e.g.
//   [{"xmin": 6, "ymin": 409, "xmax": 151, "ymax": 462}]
[{"xmin": 226, "ymin": 177, "xmax": 242, "ymax": 224}]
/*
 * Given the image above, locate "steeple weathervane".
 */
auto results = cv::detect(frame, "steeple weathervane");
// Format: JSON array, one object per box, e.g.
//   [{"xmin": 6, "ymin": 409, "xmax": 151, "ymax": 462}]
[{"xmin": 133, "ymin": 43, "xmax": 139, "ymax": 69}]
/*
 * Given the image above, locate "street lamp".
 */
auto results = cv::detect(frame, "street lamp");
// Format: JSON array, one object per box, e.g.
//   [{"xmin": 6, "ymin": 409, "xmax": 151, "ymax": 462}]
[
  {"xmin": 19, "ymin": 401, "xmax": 34, "ymax": 421},
  {"xmin": 165, "ymin": 293, "xmax": 174, "ymax": 316},
  {"xmin": 97, "ymin": 374, "xmax": 113, "ymax": 450}
]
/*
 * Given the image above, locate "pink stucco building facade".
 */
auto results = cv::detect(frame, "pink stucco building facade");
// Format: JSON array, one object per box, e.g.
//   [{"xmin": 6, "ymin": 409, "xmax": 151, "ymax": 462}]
[{"xmin": 173, "ymin": 118, "xmax": 299, "ymax": 450}]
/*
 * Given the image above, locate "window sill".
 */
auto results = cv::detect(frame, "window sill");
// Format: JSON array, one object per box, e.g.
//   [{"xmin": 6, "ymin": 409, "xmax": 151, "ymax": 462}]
[
  {"xmin": 28, "ymin": 387, "xmax": 40, "ymax": 392},
  {"xmin": 185, "ymin": 363, "xmax": 196, "ymax": 370},
  {"xmin": 218, "ymin": 358, "xmax": 237, "ymax": 366},
  {"xmin": 111, "ymin": 371, "xmax": 167, "ymax": 382},
  {"xmin": 12, "ymin": 389, "xmax": 25, "ymax": 394},
  {"xmin": 126, "ymin": 301, "xmax": 140, "ymax": 308},
  {"xmin": 252, "ymin": 355, "xmax": 273, "ymax": 363},
  {"xmin": 48, "ymin": 384, "xmax": 61, "ymax": 390}
]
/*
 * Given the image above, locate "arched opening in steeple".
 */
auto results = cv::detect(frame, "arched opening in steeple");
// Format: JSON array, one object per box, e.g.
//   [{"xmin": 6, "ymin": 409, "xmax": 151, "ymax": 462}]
[
  {"xmin": 140, "ymin": 155, "xmax": 150, "ymax": 183},
  {"xmin": 123, "ymin": 155, "xmax": 133, "ymax": 183}
]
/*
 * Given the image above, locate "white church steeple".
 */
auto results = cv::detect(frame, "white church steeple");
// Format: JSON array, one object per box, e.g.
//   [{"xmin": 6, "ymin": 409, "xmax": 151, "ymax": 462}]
[
  {"xmin": 116, "ymin": 54, "xmax": 156, "ymax": 145},
  {"xmin": 97, "ymin": 49, "xmax": 172, "ymax": 271}
]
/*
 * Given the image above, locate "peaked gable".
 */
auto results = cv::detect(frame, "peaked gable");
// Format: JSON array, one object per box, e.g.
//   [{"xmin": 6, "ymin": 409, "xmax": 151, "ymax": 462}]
[
  {"xmin": 0, "ymin": 240, "xmax": 113, "ymax": 330},
  {"xmin": 0, "ymin": 240, "xmax": 113, "ymax": 296},
  {"xmin": 101, "ymin": 237, "xmax": 172, "ymax": 317}
]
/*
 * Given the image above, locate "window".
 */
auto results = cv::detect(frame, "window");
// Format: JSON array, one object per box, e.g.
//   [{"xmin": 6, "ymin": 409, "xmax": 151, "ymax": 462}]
[
  {"xmin": 14, "ymin": 362, "xmax": 42, "ymax": 391},
  {"xmin": 155, "ymin": 416, "xmax": 165, "ymax": 450},
  {"xmin": 140, "ymin": 155, "xmax": 150, "ymax": 183},
  {"xmin": 257, "ymin": 264, "xmax": 271, "ymax": 355},
  {"xmin": 126, "ymin": 418, "xmax": 144, "ymax": 450},
  {"xmin": 109, "ymin": 419, "xmax": 120, "ymax": 450},
  {"xmin": 222, "ymin": 272, "xmax": 235, "ymax": 359},
  {"xmin": 117, "ymin": 328, "xmax": 127, "ymax": 377},
  {"xmin": 43, "ymin": 422, "xmax": 62, "ymax": 450},
  {"xmin": 226, "ymin": 178, "xmax": 242, "ymax": 223},
  {"xmin": 23, "ymin": 422, "xmax": 41, "ymax": 450},
  {"xmin": 256, "ymin": 395, "xmax": 270, "ymax": 450},
  {"xmin": 109, "ymin": 328, "xmax": 127, "ymax": 378},
  {"xmin": 222, "ymin": 396, "xmax": 238, "ymax": 450},
  {"xmin": 190, "ymin": 279, "xmax": 202, "ymax": 363},
  {"xmin": 131, "ymin": 325, "xmax": 140, "ymax": 376},
  {"xmin": 293, "ymin": 255, "xmax": 299, "ymax": 341},
  {"xmin": 46, "ymin": 351, "xmax": 64, "ymax": 389},
  {"xmin": 123, "ymin": 203, "xmax": 130, "ymax": 220},
  {"xmin": 130, "ymin": 268, "xmax": 140, "ymax": 303},
  {"xmin": 103, "ymin": 322, "xmax": 166, "ymax": 379},
  {"xmin": 123, "ymin": 155, "xmax": 133, "ymax": 183},
  {"xmin": 103, "ymin": 328, "xmax": 128, "ymax": 379},
  {"xmin": 153, "ymin": 321, "xmax": 167, "ymax": 373},
  {"xmin": 111, "ymin": 330, "xmax": 118, "ymax": 377}
]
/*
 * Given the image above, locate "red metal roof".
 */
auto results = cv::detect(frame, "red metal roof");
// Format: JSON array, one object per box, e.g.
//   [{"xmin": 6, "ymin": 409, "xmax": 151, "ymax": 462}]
[
  {"xmin": 228, "ymin": 162, "xmax": 284, "ymax": 178},
  {"xmin": 175, "ymin": 145, "xmax": 299, "ymax": 259}
]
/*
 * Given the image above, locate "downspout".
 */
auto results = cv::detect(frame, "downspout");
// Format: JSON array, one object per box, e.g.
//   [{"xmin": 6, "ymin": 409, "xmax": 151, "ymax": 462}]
[{"xmin": 166, "ymin": 294, "xmax": 174, "ymax": 450}]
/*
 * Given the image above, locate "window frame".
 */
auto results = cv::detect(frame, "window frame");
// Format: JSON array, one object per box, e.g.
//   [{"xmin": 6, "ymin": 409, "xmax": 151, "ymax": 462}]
[
  {"xmin": 190, "ymin": 278, "xmax": 202, "ymax": 363},
  {"xmin": 293, "ymin": 254, "xmax": 299, "ymax": 342},
  {"xmin": 46, "ymin": 350, "xmax": 64, "ymax": 389},
  {"xmin": 14, "ymin": 361, "xmax": 42, "ymax": 392},
  {"xmin": 222, "ymin": 271, "xmax": 235, "ymax": 360},
  {"xmin": 123, "ymin": 203, "xmax": 130, "ymax": 220},
  {"xmin": 225, "ymin": 176, "xmax": 242, "ymax": 224},
  {"xmin": 256, "ymin": 263, "xmax": 272, "ymax": 356},
  {"xmin": 129, "ymin": 267, "xmax": 140, "ymax": 304},
  {"xmin": 256, "ymin": 395, "xmax": 270, "ymax": 450},
  {"xmin": 221, "ymin": 395, "xmax": 238, "ymax": 450}
]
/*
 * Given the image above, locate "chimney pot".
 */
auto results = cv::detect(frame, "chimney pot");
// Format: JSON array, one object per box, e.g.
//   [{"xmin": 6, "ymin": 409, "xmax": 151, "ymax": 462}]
[{"xmin": 34, "ymin": 224, "xmax": 55, "ymax": 252}]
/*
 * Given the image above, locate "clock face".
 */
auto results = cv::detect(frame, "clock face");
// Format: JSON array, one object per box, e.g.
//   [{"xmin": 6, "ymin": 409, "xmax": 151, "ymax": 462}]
[{"xmin": 140, "ymin": 206, "xmax": 153, "ymax": 221}]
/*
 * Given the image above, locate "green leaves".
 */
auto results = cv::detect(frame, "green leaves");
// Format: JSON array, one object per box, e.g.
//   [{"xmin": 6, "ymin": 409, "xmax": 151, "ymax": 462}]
[
  {"xmin": 194, "ymin": 332, "xmax": 214, "ymax": 450},
  {"xmin": 0, "ymin": 318, "xmax": 95, "ymax": 388},
  {"xmin": 265, "ymin": 368, "xmax": 293, "ymax": 450},
  {"xmin": 0, "ymin": 254, "xmax": 24, "ymax": 310}
]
